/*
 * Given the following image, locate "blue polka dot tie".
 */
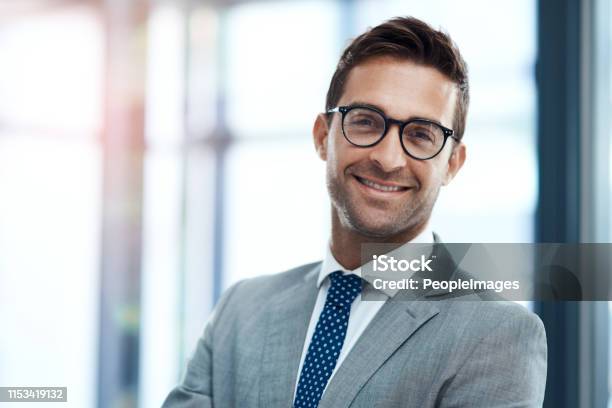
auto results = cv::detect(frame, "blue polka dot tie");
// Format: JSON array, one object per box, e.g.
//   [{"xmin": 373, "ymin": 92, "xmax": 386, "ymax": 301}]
[{"xmin": 293, "ymin": 271, "xmax": 363, "ymax": 408}]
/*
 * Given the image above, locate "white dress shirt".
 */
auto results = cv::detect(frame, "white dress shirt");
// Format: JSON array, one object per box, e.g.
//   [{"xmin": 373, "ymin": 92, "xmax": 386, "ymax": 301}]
[{"xmin": 293, "ymin": 226, "xmax": 434, "ymax": 398}]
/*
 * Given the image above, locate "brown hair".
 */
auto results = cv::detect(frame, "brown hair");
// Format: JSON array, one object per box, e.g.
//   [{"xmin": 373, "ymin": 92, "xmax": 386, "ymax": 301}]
[{"xmin": 326, "ymin": 16, "xmax": 470, "ymax": 140}]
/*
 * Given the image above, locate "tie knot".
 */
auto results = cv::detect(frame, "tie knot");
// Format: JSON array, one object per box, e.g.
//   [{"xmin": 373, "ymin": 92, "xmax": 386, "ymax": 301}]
[{"xmin": 327, "ymin": 271, "xmax": 362, "ymax": 307}]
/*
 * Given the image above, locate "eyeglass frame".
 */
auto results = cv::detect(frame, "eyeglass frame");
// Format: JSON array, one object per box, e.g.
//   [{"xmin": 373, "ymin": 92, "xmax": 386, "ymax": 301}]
[{"xmin": 326, "ymin": 104, "xmax": 459, "ymax": 160}]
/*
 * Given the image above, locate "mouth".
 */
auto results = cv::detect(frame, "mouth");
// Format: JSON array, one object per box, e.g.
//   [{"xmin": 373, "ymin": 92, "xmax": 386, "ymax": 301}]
[{"xmin": 353, "ymin": 175, "xmax": 411, "ymax": 194}]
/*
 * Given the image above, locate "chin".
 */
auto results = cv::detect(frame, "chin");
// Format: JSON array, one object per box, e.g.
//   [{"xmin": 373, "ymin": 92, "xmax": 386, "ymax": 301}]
[{"xmin": 345, "ymin": 214, "xmax": 406, "ymax": 239}]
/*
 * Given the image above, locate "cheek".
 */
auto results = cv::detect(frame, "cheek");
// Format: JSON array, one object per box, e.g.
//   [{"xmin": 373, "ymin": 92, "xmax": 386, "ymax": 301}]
[
  {"xmin": 326, "ymin": 139, "xmax": 341, "ymax": 174},
  {"xmin": 413, "ymin": 162, "xmax": 446, "ymax": 189},
  {"xmin": 328, "ymin": 137, "xmax": 358, "ymax": 175}
]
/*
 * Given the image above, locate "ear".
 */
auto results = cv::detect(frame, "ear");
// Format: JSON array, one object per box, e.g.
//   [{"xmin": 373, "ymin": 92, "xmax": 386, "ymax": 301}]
[
  {"xmin": 313, "ymin": 113, "xmax": 330, "ymax": 161},
  {"xmin": 442, "ymin": 142, "xmax": 466, "ymax": 185}
]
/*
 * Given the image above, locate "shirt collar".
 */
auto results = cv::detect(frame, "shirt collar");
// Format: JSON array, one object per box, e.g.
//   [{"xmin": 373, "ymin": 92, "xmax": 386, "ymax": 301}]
[{"xmin": 318, "ymin": 225, "xmax": 435, "ymax": 296}]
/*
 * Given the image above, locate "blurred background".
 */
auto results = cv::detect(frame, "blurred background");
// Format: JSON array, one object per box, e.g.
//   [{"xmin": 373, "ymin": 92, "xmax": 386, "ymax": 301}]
[{"xmin": 0, "ymin": 0, "xmax": 609, "ymax": 407}]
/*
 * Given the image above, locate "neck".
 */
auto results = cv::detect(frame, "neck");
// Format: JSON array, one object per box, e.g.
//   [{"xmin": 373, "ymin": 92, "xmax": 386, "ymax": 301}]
[{"xmin": 329, "ymin": 210, "xmax": 428, "ymax": 270}]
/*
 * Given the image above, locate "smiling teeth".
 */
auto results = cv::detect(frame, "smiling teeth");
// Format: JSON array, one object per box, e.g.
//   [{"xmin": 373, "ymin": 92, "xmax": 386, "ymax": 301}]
[{"xmin": 360, "ymin": 177, "xmax": 404, "ymax": 192}]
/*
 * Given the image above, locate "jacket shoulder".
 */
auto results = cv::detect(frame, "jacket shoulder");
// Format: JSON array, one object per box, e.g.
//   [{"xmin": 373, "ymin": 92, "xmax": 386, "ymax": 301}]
[
  {"xmin": 217, "ymin": 260, "xmax": 321, "ymax": 311},
  {"xmin": 236, "ymin": 260, "xmax": 320, "ymax": 291},
  {"xmin": 440, "ymin": 298, "xmax": 546, "ymax": 344}
]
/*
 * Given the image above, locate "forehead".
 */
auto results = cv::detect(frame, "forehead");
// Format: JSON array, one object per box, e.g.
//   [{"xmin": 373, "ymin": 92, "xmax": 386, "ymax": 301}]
[{"xmin": 338, "ymin": 57, "xmax": 457, "ymax": 127}]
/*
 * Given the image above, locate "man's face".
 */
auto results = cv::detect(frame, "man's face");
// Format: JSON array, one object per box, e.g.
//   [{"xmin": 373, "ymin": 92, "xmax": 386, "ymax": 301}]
[{"xmin": 313, "ymin": 57, "xmax": 466, "ymax": 239}]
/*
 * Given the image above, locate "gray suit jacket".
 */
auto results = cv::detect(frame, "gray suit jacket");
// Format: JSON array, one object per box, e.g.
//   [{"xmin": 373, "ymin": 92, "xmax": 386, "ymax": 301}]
[{"xmin": 163, "ymin": 244, "xmax": 547, "ymax": 407}]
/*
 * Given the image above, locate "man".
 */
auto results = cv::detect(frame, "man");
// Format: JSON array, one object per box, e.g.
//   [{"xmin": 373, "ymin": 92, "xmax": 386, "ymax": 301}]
[{"xmin": 163, "ymin": 16, "xmax": 547, "ymax": 408}]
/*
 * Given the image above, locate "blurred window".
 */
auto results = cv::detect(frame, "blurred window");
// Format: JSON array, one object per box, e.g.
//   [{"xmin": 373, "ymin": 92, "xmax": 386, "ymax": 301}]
[
  {"xmin": 0, "ymin": 4, "xmax": 103, "ymax": 408},
  {"xmin": 221, "ymin": 1, "xmax": 340, "ymax": 287}
]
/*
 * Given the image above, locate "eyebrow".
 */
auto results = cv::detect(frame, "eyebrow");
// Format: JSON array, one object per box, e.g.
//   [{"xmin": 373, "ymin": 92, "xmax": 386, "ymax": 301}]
[{"xmin": 345, "ymin": 101, "xmax": 447, "ymax": 127}]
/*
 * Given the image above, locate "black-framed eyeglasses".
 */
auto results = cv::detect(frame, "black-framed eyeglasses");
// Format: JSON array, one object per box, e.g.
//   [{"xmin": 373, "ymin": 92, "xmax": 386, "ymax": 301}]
[{"xmin": 327, "ymin": 105, "xmax": 458, "ymax": 160}]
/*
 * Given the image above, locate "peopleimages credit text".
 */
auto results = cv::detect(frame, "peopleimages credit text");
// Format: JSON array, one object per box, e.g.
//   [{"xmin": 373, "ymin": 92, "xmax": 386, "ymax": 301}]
[
  {"xmin": 372, "ymin": 278, "xmax": 520, "ymax": 293},
  {"xmin": 371, "ymin": 254, "xmax": 520, "ymax": 293}
]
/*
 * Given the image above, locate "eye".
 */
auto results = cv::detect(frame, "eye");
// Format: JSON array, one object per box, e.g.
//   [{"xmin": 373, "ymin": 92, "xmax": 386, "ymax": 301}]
[
  {"xmin": 344, "ymin": 108, "xmax": 385, "ymax": 131},
  {"xmin": 406, "ymin": 129, "xmax": 434, "ymax": 142},
  {"xmin": 348, "ymin": 115, "xmax": 377, "ymax": 127},
  {"xmin": 403, "ymin": 121, "xmax": 444, "ymax": 145},
  {"xmin": 413, "ymin": 131, "xmax": 433, "ymax": 141}
]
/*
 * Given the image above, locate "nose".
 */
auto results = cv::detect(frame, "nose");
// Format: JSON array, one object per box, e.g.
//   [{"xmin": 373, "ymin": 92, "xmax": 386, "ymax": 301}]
[{"xmin": 368, "ymin": 123, "xmax": 408, "ymax": 172}]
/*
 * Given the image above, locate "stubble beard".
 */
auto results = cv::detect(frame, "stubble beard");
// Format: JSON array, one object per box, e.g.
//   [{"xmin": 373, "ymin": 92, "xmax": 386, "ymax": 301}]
[{"xmin": 326, "ymin": 169, "xmax": 439, "ymax": 240}]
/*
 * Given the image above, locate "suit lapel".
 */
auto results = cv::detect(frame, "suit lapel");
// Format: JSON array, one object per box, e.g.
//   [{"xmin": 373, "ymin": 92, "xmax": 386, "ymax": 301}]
[
  {"xmin": 259, "ymin": 263, "xmax": 320, "ymax": 407},
  {"xmin": 318, "ymin": 299, "xmax": 439, "ymax": 408}
]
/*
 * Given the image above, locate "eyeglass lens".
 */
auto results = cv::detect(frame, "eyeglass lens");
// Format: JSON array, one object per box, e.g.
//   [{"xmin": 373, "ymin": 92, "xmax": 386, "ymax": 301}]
[{"xmin": 343, "ymin": 107, "xmax": 445, "ymax": 159}]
